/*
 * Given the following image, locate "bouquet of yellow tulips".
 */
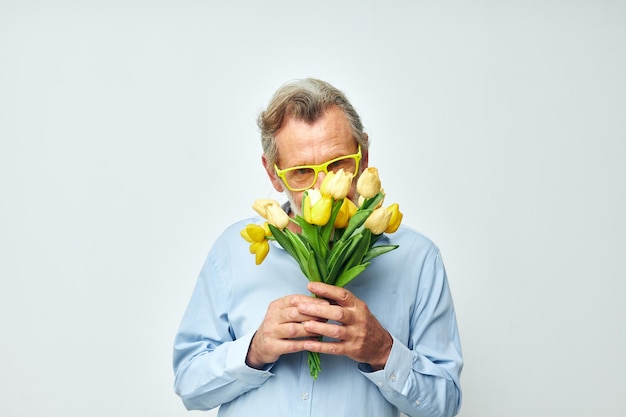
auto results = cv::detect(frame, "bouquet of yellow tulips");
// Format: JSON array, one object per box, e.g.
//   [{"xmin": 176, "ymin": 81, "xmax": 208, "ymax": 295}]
[{"xmin": 241, "ymin": 167, "xmax": 403, "ymax": 379}]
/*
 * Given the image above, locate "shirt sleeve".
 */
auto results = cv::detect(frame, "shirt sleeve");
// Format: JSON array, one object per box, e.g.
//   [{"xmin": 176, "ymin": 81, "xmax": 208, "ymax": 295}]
[
  {"xmin": 172, "ymin": 241, "xmax": 274, "ymax": 410},
  {"xmin": 359, "ymin": 247, "xmax": 463, "ymax": 417}
]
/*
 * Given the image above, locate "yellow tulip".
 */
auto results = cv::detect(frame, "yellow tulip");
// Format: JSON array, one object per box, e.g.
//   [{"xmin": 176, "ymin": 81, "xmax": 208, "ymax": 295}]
[
  {"xmin": 251, "ymin": 240, "xmax": 270, "ymax": 265},
  {"xmin": 252, "ymin": 199, "xmax": 290, "ymax": 229},
  {"xmin": 266, "ymin": 203, "xmax": 290, "ymax": 229},
  {"xmin": 334, "ymin": 197, "xmax": 358, "ymax": 228},
  {"xmin": 385, "ymin": 203, "xmax": 403, "ymax": 233},
  {"xmin": 356, "ymin": 167, "xmax": 382, "ymax": 199},
  {"xmin": 263, "ymin": 221, "xmax": 272, "ymax": 237},
  {"xmin": 303, "ymin": 189, "xmax": 332, "ymax": 226},
  {"xmin": 241, "ymin": 224, "xmax": 271, "ymax": 264},
  {"xmin": 241, "ymin": 224, "xmax": 266, "ymax": 243},
  {"xmin": 364, "ymin": 206, "xmax": 392, "ymax": 235},
  {"xmin": 252, "ymin": 199, "xmax": 274, "ymax": 216},
  {"xmin": 320, "ymin": 169, "xmax": 352, "ymax": 200}
]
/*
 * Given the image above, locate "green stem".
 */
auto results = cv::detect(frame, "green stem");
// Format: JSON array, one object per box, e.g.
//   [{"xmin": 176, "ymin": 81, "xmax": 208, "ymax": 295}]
[{"xmin": 307, "ymin": 345, "xmax": 322, "ymax": 380}]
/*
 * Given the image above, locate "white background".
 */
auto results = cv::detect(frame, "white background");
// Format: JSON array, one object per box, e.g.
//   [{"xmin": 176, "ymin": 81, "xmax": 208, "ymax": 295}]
[{"xmin": 1, "ymin": 1, "xmax": 624, "ymax": 416}]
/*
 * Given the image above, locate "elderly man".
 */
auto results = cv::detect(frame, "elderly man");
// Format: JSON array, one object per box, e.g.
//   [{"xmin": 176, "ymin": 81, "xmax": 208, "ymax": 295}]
[{"xmin": 173, "ymin": 78, "xmax": 463, "ymax": 417}]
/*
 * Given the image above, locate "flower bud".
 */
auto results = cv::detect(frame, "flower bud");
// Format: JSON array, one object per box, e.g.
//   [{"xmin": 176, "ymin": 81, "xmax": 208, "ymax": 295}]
[
  {"xmin": 364, "ymin": 206, "xmax": 392, "ymax": 235},
  {"xmin": 303, "ymin": 189, "xmax": 332, "ymax": 226},
  {"xmin": 320, "ymin": 169, "xmax": 352, "ymax": 200},
  {"xmin": 356, "ymin": 167, "xmax": 381, "ymax": 199},
  {"xmin": 252, "ymin": 199, "xmax": 275, "ymax": 217},
  {"xmin": 241, "ymin": 224, "xmax": 266, "ymax": 243},
  {"xmin": 334, "ymin": 197, "xmax": 358, "ymax": 228},
  {"xmin": 385, "ymin": 203, "xmax": 403, "ymax": 233},
  {"xmin": 266, "ymin": 203, "xmax": 290, "ymax": 229},
  {"xmin": 251, "ymin": 240, "xmax": 270, "ymax": 265},
  {"xmin": 303, "ymin": 188, "xmax": 321, "ymax": 216},
  {"xmin": 252, "ymin": 199, "xmax": 289, "ymax": 229},
  {"xmin": 241, "ymin": 224, "xmax": 271, "ymax": 264}
]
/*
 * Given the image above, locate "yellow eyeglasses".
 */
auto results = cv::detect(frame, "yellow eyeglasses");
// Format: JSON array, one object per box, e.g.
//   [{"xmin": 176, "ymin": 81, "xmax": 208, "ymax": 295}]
[{"xmin": 274, "ymin": 145, "xmax": 362, "ymax": 192}]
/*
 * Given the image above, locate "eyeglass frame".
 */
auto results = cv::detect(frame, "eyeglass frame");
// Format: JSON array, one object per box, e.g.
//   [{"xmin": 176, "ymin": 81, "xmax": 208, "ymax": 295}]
[{"xmin": 273, "ymin": 145, "xmax": 362, "ymax": 192}]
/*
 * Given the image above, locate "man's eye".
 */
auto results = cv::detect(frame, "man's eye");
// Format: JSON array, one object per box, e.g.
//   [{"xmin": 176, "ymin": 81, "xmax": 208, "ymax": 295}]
[
  {"xmin": 293, "ymin": 168, "xmax": 313, "ymax": 177},
  {"xmin": 328, "ymin": 159, "xmax": 353, "ymax": 172},
  {"xmin": 327, "ymin": 161, "xmax": 341, "ymax": 171}
]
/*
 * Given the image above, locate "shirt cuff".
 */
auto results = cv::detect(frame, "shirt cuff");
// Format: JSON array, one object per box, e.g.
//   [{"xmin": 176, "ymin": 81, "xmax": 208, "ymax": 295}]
[
  {"xmin": 358, "ymin": 334, "xmax": 412, "ymax": 392},
  {"xmin": 224, "ymin": 332, "xmax": 274, "ymax": 385}
]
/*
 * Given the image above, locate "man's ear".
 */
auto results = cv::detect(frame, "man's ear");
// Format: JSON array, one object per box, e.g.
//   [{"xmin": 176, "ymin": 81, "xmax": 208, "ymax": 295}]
[
  {"xmin": 262, "ymin": 154, "xmax": 284, "ymax": 192},
  {"xmin": 361, "ymin": 134, "xmax": 369, "ymax": 170}
]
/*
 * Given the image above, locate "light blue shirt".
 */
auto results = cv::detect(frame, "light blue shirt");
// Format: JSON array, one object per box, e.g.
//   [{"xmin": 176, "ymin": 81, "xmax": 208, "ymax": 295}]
[{"xmin": 173, "ymin": 217, "xmax": 463, "ymax": 417}]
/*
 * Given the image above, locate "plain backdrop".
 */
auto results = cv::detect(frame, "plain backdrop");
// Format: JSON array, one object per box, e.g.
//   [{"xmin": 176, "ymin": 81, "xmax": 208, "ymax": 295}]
[{"xmin": 1, "ymin": 1, "xmax": 624, "ymax": 416}]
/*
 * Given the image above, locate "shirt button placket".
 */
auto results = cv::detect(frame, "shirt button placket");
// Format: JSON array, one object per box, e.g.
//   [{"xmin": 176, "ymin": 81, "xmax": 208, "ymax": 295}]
[{"xmin": 297, "ymin": 353, "xmax": 314, "ymax": 416}]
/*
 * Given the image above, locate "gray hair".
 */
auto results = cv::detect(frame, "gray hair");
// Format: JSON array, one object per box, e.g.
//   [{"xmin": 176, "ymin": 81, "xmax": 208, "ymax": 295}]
[{"xmin": 257, "ymin": 78, "xmax": 368, "ymax": 167}]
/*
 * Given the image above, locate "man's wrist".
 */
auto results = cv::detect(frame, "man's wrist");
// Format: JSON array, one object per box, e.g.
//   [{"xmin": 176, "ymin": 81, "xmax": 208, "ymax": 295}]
[
  {"xmin": 245, "ymin": 332, "xmax": 267, "ymax": 369},
  {"xmin": 368, "ymin": 331, "xmax": 393, "ymax": 371}
]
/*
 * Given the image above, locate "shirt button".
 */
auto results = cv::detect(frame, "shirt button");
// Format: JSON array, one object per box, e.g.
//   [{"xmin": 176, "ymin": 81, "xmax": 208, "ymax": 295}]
[
  {"xmin": 377, "ymin": 381, "xmax": 384, "ymax": 387},
  {"xmin": 390, "ymin": 374, "xmax": 397, "ymax": 382},
  {"xmin": 415, "ymin": 400, "xmax": 421, "ymax": 406},
  {"xmin": 301, "ymin": 392, "xmax": 309, "ymax": 400}
]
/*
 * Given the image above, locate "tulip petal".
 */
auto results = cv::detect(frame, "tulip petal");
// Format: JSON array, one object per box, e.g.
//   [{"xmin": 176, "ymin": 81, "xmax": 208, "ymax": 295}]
[
  {"xmin": 321, "ymin": 168, "xmax": 352, "ymax": 200},
  {"xmin": 246, "ymin": 224, "xmax": 267, "ymax": 242},
  {"xmin": 385, "ymin": 203, "xmax": 403, "ymax": 233},
  {"xmin": 254, "ymin": 240, "xmax": 270, "ymax": 265},
  {"xmin": 356, "ymin": 167, "xmax": 381, "ymax": 199},
  {"xmin": 310, "ymin": 196, "xmax": 332, "ymax": 226},
  {"xmin": 364, "ymin": 206, "xmax": 392, "ymax": 235}
]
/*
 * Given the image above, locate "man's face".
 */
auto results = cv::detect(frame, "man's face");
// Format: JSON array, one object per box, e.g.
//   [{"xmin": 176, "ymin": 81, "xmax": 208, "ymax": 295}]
[{"xmin": 263, "ymin": 106, "xmax": 368, "ymax": 215}]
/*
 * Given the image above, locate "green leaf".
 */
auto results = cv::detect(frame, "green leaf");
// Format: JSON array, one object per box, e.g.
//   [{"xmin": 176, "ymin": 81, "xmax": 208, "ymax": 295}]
[
  {"xmin": 324, "ymin": 238, "xmax": 354, "ymax": 285},
  {"xmin": 313, "ymin": 249, "xmax": 328, "ymax": 280},
  {"xmin": 342, "ymin": 228, "xmax": 371, "ymax": 271},
  {"xmin": 268, "ymin": 225, "xmax": 314, "ymax": 274},
  {"xmin": 334, "ymin": 263, "xmax": 370, "ymax": 288},
  {"xmin": 360, "ymin": 192, "xmax": 385, "ymax": 211},
  {"xmin": 296, "ymin": 216, "xmax": 328, "ymax": 260},
  {"xmin": 297, "ymin": 216, "xmax": 317, "ymax": 244},
  {"xmin": 268, "ymin": 225, "xmax": 298, "ymax": 259},
  {"xmin": 324, "ymin": 229, "xmax": 369, "ymax": 285},
  {"xmin": 326, "ymin": 238, "xmax": 351, "ymax": 269},
  {"xmin": 340, "ymin": 209, "xmax": 372, "ymax": 241},
  {"xmin": 289, "ymin": 232, "xmax": 314, "ymax": 267},
  {"xmin": 339, "ymin": 191, "xmax": 384, "ymax": 241},
  {"xmin": 306, "ymin": 250, "xmax": 322, "ymax": 282},
  {"xmin": 363, "ymin": 244, "xmax": 399, "ymax": 263},
  {"xmin": 320, "ymin": 199, "xmax": 343, "ymax": 245}
]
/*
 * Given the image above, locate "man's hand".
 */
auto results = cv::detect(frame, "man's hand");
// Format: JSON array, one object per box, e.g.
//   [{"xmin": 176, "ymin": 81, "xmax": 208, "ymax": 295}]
[
  {"xmin": 298, "ymin": 282, "xmax": 393, "ymax": 370},
  {"xmin": 246, "ymin": 294, "xmax": 330, "ymax": 369}
]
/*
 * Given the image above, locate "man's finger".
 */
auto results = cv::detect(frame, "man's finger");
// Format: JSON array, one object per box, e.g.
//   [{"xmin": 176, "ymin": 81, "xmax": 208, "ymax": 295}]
[{"xmin": 307, "ymin": 282, "xmax": 354, "ymax": 306}]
